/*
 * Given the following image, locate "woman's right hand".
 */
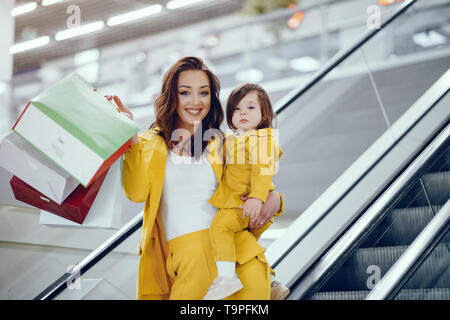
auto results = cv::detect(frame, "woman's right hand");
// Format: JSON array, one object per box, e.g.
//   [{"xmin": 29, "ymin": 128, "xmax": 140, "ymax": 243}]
[{"xmin": 105, "ymin": 95, "xmax": 139, "ymax": 145}]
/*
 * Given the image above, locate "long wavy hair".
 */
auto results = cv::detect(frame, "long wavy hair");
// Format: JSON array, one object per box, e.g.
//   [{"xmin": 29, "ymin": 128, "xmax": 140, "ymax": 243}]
[
  {"xmin": 226, "ymin": 83, "xmax": 275, "ymax": 131},
  {"xmin": 150, "ymin": 56, "xmax": 223, "ymax": 158}
]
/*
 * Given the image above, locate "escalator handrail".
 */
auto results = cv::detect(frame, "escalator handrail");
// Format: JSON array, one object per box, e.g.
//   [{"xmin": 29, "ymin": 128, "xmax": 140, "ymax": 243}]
[
  {"xmin": 34, "ymin": 0, "xmax": 419, "ymax": 300},
  {"xmin": 366, "ymin": 198, "xmax": 450, "ymax": 300},
  {"xmin": 288, "ymin": 121, "xmax": 450, "ymax": 299}
]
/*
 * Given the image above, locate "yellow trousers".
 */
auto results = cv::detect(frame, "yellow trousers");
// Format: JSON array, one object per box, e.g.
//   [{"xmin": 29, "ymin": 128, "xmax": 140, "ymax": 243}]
[
  {"xmin": 209, "ymin": 208, "xmax": 273, "ymax": 262},
  {"xmin": 166, "ymin": 229, "xmax": 270, "ymax": 300}
]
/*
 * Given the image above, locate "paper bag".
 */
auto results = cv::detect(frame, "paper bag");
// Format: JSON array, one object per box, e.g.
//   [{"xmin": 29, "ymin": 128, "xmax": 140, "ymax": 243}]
[
  {"xmin": 39, "ymin": 157, "xmax": 123, "ymax": 229},
  {"xmin": 12, "ymin": 72, "xmax": 139, "ymax": 188},
  {"xmin": 11, "ymin": 169, "xmax": 108, "ymax": 224},
  {"xmin": 0, "ymin": 132, "xmax": 79, "ymax": 204}
]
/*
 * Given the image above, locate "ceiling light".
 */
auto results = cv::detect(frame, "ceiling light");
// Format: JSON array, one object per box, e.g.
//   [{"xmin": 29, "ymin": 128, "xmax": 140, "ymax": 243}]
[
  {"xmin": 41, "ymin": 0, "xmax": 66, "ymax": 6},
  {"xmin": 413, "ymin": 30, "xmax": 447, "ymax": 48},
  {"xmin": 107, "ymin": 5, "xmax": 162, "ymax": 27},
  {"xmin": 378, "ymin": 0, "xmax": 403, "ymax": 6},
  {"xmin": 11, "ymin": 2, "xmax": 37, "ymax": 16},
  {"xmin": 287, "ymin": 11, "xmax": 305, "ymax": 30},
  {"xmin": 289, "ymin": 56, "xmax": 320, "ymax": 72},
  {"xmin": 10, "ymin": 36, "xmax": 50, "ymax": 54},
  {"xmin": 55, "ymin": 21, "xmax": 105, "ymax": 41},
  {"xmin": 267, "ymin": 57, "xmax": 289, "ymax": 71},
  {"xmin": 167, "ymin": 0, "xmax": 208, "ymax": 10},
  {"xmin": 235, "ymin": 68, "xmax": 264, "ymax": 83}
]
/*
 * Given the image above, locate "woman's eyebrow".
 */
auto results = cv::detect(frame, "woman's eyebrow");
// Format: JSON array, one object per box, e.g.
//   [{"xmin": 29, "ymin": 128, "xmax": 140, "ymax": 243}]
[{"xmin": 178, "ymin": 85, "xmax": 210, "ymax": 89}]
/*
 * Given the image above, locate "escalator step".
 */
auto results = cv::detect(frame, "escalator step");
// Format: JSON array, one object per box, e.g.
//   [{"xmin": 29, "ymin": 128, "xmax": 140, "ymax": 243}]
[
  {"xmin": 309, "ymin": 288, "xmax": 450, "ymax": 300},
  {"xmin": 320, "ymin": 245, "xmax": 405, "ymax": 291},
  {"xmin": 360, "ymin": 206, "xmax": 447, "ymax": 247},
  {"xmin": 310, "ymin": 290, "xmax": 369, "ymax": 300},
  {"xmin": 396, "ymin": 171, "xmax": 450, "ymax": 208},
  {"xmin": 319, "ymin": 243, "xmax": 450, "ymax": 291}
]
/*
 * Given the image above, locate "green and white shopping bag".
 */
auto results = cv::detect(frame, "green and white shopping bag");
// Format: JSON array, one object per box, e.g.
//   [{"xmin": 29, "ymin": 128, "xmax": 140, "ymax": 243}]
[{"xmin": 13, "ymin": 72, "xmax": 139, "ymax": 188}]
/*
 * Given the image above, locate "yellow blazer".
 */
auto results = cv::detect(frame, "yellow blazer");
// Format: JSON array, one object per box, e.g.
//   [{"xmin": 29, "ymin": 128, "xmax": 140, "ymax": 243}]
[
  {"xmin": 209, "ymin": 128, "xmax": 282, "ymax": 209},
  {"xmin": 122, "ymin": 128, "xmax": 283, "ymax": 300}
]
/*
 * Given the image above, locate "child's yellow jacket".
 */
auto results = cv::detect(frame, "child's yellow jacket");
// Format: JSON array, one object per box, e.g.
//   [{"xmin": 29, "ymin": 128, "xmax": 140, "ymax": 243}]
[
  {"xmin": 209, "ymin": 128, "xmax": 282, "ymax": 209},
  {"xmin": 122, "ymin": 128, "xmax": 283, "ymax": 299}
]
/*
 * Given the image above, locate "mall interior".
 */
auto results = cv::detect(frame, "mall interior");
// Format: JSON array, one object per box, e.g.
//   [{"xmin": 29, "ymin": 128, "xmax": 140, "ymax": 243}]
[{"xmin": 0, "ymin": 0, "xmax": 449, "ymax": 300}]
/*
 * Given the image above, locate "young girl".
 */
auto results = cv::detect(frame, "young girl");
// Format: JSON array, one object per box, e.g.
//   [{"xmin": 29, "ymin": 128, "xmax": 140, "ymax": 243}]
[{"xmin": 203, "ymin": 83, "xmax": 286, "ymax": 300}]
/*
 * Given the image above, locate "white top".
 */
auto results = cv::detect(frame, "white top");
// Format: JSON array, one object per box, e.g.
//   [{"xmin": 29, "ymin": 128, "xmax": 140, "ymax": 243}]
[{"xmin": 160, "ymin": 151, "xmax": 218, "ymax": 241}]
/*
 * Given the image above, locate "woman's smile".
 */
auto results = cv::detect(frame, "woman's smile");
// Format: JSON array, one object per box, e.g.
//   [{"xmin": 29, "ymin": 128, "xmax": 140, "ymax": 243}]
[{"xmin": 185, "ymin": 107, "xmax": 204, "ymax": 115}]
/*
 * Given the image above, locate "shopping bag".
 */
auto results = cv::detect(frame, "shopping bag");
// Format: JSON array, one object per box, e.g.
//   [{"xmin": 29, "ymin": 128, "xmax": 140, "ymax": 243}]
[
  {"xmin": 10, "ymin": 169, "xmax": 108, "ymax": 224},
  {"xmin": 0, "ymin": 166, "xmax": 32, "ymax": 207},
  {"xmin": 0, "ymin": 132, "xmax": 79, "ymax": 204},
  {"xmin": 12, "ymin": 72, "xmax": 139, "ymax": 188},
  {"xmin": 39, "ymin": 157, "xmax": 123, "ymax": 229}
]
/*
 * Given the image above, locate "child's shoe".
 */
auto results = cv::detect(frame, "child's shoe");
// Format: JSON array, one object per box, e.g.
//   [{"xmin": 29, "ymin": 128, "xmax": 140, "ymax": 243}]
[
  {"xmin": 271, "ymin": 281, "xmax": 290, "ymax": 300},
  {"xmin": 203, "ymin": 275, "xmax": 243, "ymax": 300}
]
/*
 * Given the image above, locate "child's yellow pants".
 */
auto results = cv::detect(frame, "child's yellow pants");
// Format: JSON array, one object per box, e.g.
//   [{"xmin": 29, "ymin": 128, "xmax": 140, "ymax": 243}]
[
  {"xmin": 166, "ymin": 229, "xmax": 270, "ymax": 299},
  {"xmin": 209, "ymin": 208, "xmax": 273, "ymax": 262}
]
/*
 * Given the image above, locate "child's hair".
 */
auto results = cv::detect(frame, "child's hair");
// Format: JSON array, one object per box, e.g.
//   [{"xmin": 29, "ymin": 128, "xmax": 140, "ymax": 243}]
[{"xmin": 226, "ymin": 83, "xmax": 274, "ymax": 130}]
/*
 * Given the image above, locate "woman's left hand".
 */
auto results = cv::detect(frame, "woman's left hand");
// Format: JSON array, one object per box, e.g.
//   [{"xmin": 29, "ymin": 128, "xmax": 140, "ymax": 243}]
[{"xmin": 242, "ymin": 191, "xmax": 281, "ymax": 230}]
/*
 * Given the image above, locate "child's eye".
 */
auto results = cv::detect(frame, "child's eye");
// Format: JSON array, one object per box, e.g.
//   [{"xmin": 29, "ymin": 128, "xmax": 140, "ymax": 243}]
[
  {"xmin": 248, "ymin": 106, "xmax": 255, "ymax": 109},
  {"xmin": 234, "ymin": 107, "xmax": 240, "ymax": 111}
]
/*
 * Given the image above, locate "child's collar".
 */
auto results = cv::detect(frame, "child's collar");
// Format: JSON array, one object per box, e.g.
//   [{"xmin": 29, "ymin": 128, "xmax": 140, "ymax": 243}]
[{"xmin": 233, "ymin": 129, "xmax": 257, "ymax": 138}]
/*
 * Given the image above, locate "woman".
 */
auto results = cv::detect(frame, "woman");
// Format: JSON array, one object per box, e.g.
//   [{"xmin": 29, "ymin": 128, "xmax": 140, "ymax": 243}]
[{"xmin": 112, "ymin": 56, "xmax": 282, "ymax": 300}]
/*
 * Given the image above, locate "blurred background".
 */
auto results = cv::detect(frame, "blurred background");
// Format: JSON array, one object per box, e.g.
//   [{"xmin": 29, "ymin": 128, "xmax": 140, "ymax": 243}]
[
  {"xmin": 1, "ymin": 0, "xmax": 449, "ymax": 300},
  {"xmin": 5, "ymin": 0, "xmax": 448, "ymax": 132}
]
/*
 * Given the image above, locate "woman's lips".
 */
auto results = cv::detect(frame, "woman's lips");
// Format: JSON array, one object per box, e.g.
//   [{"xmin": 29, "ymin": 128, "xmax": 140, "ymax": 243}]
[{"xmin": 185, "ymin": 108, "xmax": 202, "ymax": 115}]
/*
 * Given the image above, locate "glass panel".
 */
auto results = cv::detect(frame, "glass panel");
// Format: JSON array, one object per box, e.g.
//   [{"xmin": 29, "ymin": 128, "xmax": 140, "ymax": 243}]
[
  {"xmin": 0, "ymin": 185, "xmax": 143, "ymax": 300},
  {"xmin": 361, "ymin": 3, "xmax": 450, "ymax": 126},
  {"xmin": 54, "ymin": 226, "xmax": 142, "ymax": 300},
  {"xmin": 270, "ymin": 0, "xmax": 450, "ymax": 243}
]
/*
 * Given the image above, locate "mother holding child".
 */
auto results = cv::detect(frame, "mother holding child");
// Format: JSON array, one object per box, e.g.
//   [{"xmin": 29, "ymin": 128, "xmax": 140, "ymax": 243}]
[{"xmin": 110, "ymin": 56, "xmax": 288, "ymax": 300}]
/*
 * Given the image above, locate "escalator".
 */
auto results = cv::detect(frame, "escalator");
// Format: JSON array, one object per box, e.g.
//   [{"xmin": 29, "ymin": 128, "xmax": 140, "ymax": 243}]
[
  {"xmin": 28, "ymin": 0, "xmax": 450, "ymax": 300},
  {"xmin": 308, "ymin": 133, "xmax": 450, "ymax": 300}
]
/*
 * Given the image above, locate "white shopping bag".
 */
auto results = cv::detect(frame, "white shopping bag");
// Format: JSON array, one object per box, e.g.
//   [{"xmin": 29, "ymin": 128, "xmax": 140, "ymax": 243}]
[
  {"xmin": 39, "ymin": 157, "xmax": 123, "ymax": 229},
  {"xmin": 12, "ymin": 73, "xmax": 139, "ymax": 188},
  {"xmin": 0, "ymin": 166, "xmax": 32, "ymax": 207},
  {"xmin": 0, "ymin": 132, "xmax": 79, "ymax": 204}
]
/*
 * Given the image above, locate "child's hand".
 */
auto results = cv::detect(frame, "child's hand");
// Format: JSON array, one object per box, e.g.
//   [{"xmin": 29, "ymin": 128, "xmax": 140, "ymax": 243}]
[{"xmin": 240, "ymin": 198, "xmax": 263, "ymax": 220}]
